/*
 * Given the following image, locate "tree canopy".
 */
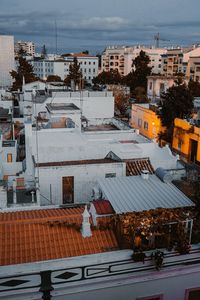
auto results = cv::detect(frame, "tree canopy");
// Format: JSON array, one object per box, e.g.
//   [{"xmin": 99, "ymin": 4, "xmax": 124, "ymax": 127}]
[
  {"xmin": 188, "ymin": 80, "xmax": 200, "ymax": 97},
  {"xmin": 64, "ymin": 57, "xmax": 82, "ymax": 89},
  {"xmin": 157, "ymin": 81, "xmax": 194, "ymax": 143},
  {"xmin": 93, "ymin": 70, "xmax": 121, "ymax": 85},
  {"xmin": 10, "ymin": 56, "xmax": 37, "ymax": 91},
  {"xmin": 46, "ymin": 75, "xmax": 62, "ymax": 82}
]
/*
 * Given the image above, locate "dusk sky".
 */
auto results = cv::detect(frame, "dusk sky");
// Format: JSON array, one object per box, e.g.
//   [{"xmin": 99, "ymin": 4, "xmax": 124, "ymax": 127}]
[{"xmin": 1, "ymin": 0, "xmax": 200, "ymax": 54}]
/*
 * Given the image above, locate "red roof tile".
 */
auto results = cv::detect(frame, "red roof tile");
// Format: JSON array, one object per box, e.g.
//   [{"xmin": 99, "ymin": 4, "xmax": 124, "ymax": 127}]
[
  {"xmin": 0, "ymin": 207, "xmax": 118, "ymax": 266},
  {"xmin": 126, "ymin": 158, "xmax": 154, "ymax": 176},
  {"xmin": 92, "ymin": 200, "xmax": 115, "ymax": 215}
]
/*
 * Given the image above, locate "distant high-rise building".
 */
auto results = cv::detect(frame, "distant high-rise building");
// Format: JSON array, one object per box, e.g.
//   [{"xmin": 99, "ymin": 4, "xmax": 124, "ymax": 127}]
[
  {"xmin": 15, "ymin": 40, "xmax": 35, "ymax": 57},
  {"xmin": 0, "ymin": 35, "xmax": 15, "ymax": 88}
]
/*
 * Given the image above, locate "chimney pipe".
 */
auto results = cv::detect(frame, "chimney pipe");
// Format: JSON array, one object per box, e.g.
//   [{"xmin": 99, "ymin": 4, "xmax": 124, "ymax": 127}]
[
  {"xmin": 141, "ymin": 170, "xmax": 149, "ymax": 180},
  {"xmin": 81, "ymin": 205, "xmax": 92, "ymax": 238}
]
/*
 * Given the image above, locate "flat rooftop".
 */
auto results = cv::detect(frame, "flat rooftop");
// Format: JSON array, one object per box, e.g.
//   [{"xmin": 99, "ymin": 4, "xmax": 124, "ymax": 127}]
[{"xmin": 46, "ymin": 103, "xmax": 80, "ymax": 111}]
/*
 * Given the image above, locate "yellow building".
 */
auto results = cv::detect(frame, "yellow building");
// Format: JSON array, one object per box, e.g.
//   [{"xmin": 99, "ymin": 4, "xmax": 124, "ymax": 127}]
[
  {"xmin": 172, "ymin": 118, "xmax": 200, "ymax": 163},
  {"xmin": 130, "ymin": 103, "xmax": 164, "ymax": 140}
]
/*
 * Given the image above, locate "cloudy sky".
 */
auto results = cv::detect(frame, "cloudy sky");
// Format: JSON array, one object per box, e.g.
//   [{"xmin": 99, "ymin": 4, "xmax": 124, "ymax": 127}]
[{"xmin": 1, "ymin": 0, "xmax": 200, "ymax": 54}]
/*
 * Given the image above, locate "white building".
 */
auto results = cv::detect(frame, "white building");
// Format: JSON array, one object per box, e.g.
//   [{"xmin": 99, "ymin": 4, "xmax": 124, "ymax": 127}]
[
  {"xmin": 0, "ymin": 35, "xmax": 15, "ymax": 88},
  {"xmin": 14, "ymin": 40, "xmax": 35, "ymax": 57},
  {"xmin": 62, "ymin": 53, "xmax": 99, "ymax": 83},
  {"xmin": 30, "ymin": 53, "xmax": 99, "ymax": 83},
  {"xmin": 101, "ymin": 46, "xmax": 167, "ymax": 76},
  {"xmin": 147, "ymin": 75, "xmax": 177, "ymax": 102}
]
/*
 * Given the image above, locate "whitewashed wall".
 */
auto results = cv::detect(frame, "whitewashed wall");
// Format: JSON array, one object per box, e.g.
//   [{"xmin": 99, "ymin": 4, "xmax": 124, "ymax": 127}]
[{"xmin": 38, "ymin": 162, "xmax": 125, "ymax": 205}]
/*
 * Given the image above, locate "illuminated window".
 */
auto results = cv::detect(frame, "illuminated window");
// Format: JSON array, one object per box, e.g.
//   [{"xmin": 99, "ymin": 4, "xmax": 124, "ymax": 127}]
[{"xmin": 7, "ymin": 153, "xmax": 12, "ymax": 163}]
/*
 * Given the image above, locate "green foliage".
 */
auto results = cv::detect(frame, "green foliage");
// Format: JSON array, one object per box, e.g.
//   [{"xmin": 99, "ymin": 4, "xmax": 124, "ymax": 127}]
[
  {"xmin": 46, "ymin": 75, "xmax": 62, "ymax": 82},
  {"xmin": 93, "ymin": 70, "xmax": 121, "ymax": 85},
  {"xmin": 64, "ymin": 57, "xmax": 82, "ymax": 88},
  {"xmin": 157, "ymin": 81, "xmax": 194, "ymax": 143},
  {"xmin": 188, "ymin": 80, "xmax": 200, "ymax": 97},
  {"xmin": 123, "ymin": 50, "xmax": 151, "ymax": 101},
  {"xmin": 10, "ymin": 56, "xmax": 37, "ymax": 91}
]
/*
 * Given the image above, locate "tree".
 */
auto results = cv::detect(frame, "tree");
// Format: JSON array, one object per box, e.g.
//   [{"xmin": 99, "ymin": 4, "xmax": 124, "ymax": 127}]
[
  {"xmin": 93, "ymin": 70, "xmax": 121, "ymax": 85},
  {"xmin": 157, "ymin": 81, "xmax": 194, "ymax": 143},
  {"xmin": 64, "ymin": 57, "xmax": 82, "ymax": 89},
  {"xmin": 10, "ymin": 56, "xmax": 37, "ymax": 91},
  {"xmin": 188, "ymin": 80, "xmax": 200, "ymax": 97},
  {"xmin": 46, "ymin": 75, "xmax": 62, "ymax": 82},
  {"xmin": 123, "ymin": 50, "xmax": 151, "ymax": 101},
  {"xmin": 132, "ymin": 50, "xmax": 152, "ymax": 89}
]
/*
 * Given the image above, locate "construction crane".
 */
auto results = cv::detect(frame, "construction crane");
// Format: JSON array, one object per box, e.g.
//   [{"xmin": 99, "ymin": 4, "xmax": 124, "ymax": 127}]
[{"xmin": 154, "ymin": 33, "xmax": 170, "ymax": 48}]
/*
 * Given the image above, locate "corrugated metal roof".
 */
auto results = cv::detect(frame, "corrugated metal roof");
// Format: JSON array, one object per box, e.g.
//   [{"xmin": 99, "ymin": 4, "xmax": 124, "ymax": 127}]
[{"xmin": 97, "ymin": 175, "xmax": 194, "ymax": 214}]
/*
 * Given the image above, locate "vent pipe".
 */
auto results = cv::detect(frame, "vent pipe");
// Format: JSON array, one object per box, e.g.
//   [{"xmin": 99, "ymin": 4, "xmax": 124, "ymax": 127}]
[{"xmin": 141, "ymin": 170, "xmax": 149, "ymax": 180}]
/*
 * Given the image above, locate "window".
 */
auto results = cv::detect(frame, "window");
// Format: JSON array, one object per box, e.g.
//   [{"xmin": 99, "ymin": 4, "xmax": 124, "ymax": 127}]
[
  {"xmin": 144, "ymin": 121, "xmax": 148, "ymax": 130},
  {"xmin": 89, "ymin": 62, "xmax": 91, "ymax": 65},
  {"xmin": 185, "ymin": 288, "xmax": 200, "ymax": 300},
  {"xmin": 149, "ymin": 82, "xmax": 153, "ymax": 90},
  {"xmin": 93, "ymin": 68, "xmax": 96, "ymax": 73},
  {"xmin": 138, "ymin": 118, "xmax": 142, "ymax": 128},
  {"xmin": 7, "ymin": 153, "xmax": 12, "ymax": 163},
  {"xmin": 105, "ymin": 173, "xmax": 116, "ymax": 178},
  {"xmin": 93, "ymin": 62, "xmax": 96, "ymax": 65}
]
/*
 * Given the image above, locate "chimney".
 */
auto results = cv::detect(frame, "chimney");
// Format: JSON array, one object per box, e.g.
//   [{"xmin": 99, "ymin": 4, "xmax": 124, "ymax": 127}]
[
  {"xmin": 81, "ymin": 205, "xmax": 92, "ymax": 238},
  {"xmin": 141, "ymin": 170, "xmax": 149, "ymax": 180},
  {"xmin": 89, "ymin": 203, "xmax": 97, "ymax": 226}
]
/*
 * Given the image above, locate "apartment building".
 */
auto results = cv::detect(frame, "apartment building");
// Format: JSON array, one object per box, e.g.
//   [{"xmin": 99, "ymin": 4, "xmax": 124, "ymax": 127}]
[
  {"xmin": 0, "ymin": 35, "xmax": 15, "ymax": 88},
  {"xmin": 14, "ymin": 40, "xmax": 35, "ymax": 56},
  {"xmin": 31, "ymin": 53, "xmax": 98, "ymax": 83},
  {"xmin": 62, "ymin": 53, "xmax": 99, "ymax": 83},
  {"xmin": 161, "ymin": 46, "xmax": 200, "ymax": 77},
  {"xmin": 101, "ymin": 46, "xmax": 167, "ymax": 76}
]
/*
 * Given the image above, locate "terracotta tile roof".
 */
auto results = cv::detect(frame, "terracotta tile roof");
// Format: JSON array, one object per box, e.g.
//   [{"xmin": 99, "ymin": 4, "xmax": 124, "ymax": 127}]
[
  {"xmin": 126, "ymin": 158, "xmax": 154, "ymax": 176},
  {"xmin": 92, "ymin": 200, "xmax": 115, "ymax": 215},
  {"xmin": 0, "ymin": 207, "xmax": 118, "ymax": 266}
]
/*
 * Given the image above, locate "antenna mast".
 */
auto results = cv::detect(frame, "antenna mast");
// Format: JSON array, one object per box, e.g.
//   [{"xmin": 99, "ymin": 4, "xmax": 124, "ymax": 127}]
[{"xmin": 55, "ymin": 20, "xmax": 58, "ymax": 55}]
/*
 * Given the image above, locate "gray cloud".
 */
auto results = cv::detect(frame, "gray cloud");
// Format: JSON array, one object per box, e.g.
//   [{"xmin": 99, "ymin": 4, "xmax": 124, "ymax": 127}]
[{"xmin": 0, "ymin": 8, "xmax": 200, "ymax": 53}]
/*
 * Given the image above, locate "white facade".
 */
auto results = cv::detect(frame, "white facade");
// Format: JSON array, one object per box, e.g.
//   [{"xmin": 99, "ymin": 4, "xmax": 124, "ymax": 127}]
[
  {"xmin": 63, "ymin": 54, "xmax": 99, "ymax": 83},
  {"xmin": 23, "ymin": 90, "xmax": 115, "ymax": 121},
  {"xmin": 38, "ymin": 162, "xmax": 125, "ymax": 205},
  {"xmin": 30, "ymin": 55, "xmax": 99, "ymax": 83},
  {"xmin": 1, "ymin": 247, "xmax": 200, "ymax": 300},
  {"xmin": 147, "ymin": 75, "xmax": 177, "ymax": 102},
  {"xmin": 0, "ymin": 35, "xmax": 15, "ymax": 88}
]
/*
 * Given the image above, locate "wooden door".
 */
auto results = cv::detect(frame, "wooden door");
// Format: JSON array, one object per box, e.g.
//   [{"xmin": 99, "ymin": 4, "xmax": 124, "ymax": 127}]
[{"xmin": 62, "ymin": 176, "xmax": 74, "ymax": 204}]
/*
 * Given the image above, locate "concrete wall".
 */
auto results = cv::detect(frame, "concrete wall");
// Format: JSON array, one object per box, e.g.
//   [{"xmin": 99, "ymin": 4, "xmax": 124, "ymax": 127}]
[{"xmin": 38, "ymin": 162, "xmax": 125, "ymax": 205}]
